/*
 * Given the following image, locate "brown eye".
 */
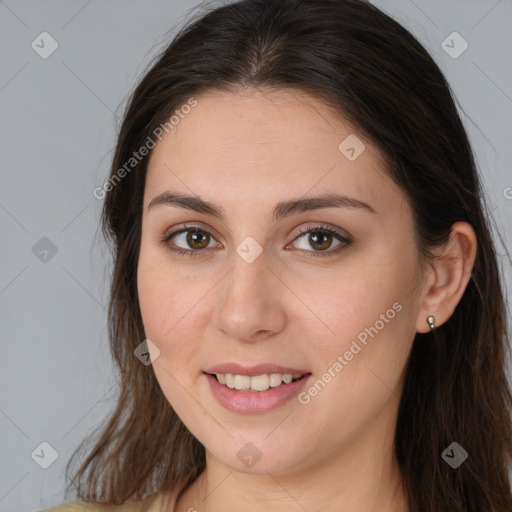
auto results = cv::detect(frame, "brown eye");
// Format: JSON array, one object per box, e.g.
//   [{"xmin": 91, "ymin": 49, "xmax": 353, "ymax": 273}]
[
  {"xmin": 161, "ymin": 223, "xmax": 352, "ymax": 259},
  {"xmin": 290, "ymin": 225, "xmax": 351, "ymax": 256},
  {"xmin": 162, "ymin": 227, "xmax": 218, "ymax": 256},
  {"xmin": 305, "ymin": 231, "xmax": 336, "ymax": 251},
  {"xmin": 184, "ymin": 230, "xmax": 210, "ymax": 249}
]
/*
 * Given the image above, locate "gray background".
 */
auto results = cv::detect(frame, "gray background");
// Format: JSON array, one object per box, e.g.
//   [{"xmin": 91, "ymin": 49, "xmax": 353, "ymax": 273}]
[{"xmin": 1, "ymin": 1, "xmax": 511, "ymax": 511}]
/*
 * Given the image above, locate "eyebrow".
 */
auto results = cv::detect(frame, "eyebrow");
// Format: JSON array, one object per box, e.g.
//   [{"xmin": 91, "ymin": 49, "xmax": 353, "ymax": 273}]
[{"xmin": 147, "ymin": 191, "xmax": 378, "ymax": 222}]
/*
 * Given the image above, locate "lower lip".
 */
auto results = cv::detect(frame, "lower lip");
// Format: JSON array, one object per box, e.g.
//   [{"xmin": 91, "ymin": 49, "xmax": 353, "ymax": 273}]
[{"xmin": 205, "ymin": 373, "xmax": 311, "ymax": 414}]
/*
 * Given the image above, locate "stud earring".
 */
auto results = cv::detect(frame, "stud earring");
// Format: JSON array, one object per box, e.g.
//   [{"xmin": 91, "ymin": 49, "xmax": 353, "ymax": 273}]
[{"xmin": 427, "ymin": 315, "xmax": 436, "ymax": 331}]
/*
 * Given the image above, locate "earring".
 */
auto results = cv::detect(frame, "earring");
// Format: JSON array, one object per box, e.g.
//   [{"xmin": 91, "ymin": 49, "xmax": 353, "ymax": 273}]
[{"xmin": 427, "ymin": 315, "xmax": 436, "ymax": 331}]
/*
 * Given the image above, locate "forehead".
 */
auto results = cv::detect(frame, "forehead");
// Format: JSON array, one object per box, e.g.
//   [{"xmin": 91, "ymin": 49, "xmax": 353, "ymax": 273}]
[
  {"xmin": 145, "ymin": 87, "xmax": 403, "ymax": 216},
  {"xmin": 150, "ymin": 87, "xmax": 368, "ymax": 162}
]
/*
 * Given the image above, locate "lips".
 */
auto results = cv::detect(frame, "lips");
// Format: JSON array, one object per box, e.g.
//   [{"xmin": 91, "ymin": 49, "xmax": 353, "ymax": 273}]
[{"xmin": 203, "ymin": 362, "xmax": 312, "ymax": 413}]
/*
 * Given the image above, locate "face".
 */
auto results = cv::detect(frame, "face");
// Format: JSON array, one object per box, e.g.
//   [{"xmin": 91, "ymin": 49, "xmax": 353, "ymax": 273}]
[{"xmin": 137, "ymin": 87, "xmax": 426, "ymax": 476}]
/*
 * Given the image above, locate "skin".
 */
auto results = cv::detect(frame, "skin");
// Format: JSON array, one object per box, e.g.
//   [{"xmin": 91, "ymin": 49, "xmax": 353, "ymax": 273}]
[{"xmin": 137, "ymin": 87, "xmax": 477, "ymax": 512}]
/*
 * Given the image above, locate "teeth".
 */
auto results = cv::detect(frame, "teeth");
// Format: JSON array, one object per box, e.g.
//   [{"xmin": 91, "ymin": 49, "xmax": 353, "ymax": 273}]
[
  {"xmin": 251, "ymin": 374, "xmax": 269, "ymax": 391},
  {"xmin": 225, "ymin": 374, "xmax": 235, "ymax": 389},
  {"xmin": 234, "ymin": 374, "xmax": 251, "ymax": 390},
  {"xmin": 215, "ymin": 373, "xmax": 304, "ymax": 392},
  {"xmin": 269, "ymin": 373, "xmax": 283, "ymax": 387}
]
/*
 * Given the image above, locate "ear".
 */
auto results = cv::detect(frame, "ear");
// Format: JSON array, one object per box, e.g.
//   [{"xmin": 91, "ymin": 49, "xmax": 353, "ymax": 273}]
[{"xmin": 415, "ymin": 221, "xmax": 477, "ymax": 333}]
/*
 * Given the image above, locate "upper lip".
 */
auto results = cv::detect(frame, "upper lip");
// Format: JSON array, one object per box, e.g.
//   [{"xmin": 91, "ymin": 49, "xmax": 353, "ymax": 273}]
[{"xmin": 204, "ymin": 363, "xmax": 310, "ymax": 377}]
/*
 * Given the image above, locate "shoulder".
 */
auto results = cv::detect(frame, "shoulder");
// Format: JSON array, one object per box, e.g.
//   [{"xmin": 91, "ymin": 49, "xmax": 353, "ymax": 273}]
[{"xmin": 39, "ymin": 493, "xmax": 164, "ymax": 512}]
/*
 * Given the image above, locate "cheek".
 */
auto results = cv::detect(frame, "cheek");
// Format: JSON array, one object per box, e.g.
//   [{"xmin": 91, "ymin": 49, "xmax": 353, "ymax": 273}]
[
  {"xmin": 300, "ymin": 244, "xmax": 418, "ymax": 403},
  {"xmin": 137, "ymin": 247, "xmax": 185, "ymax": 354},
  {"xmin": 304, "ymin": 250, "xmax": 413, "ymax": 346},
  {"xmin": 137, "ymin": 239, "xmax": 188, "ymax": 335},
  {"xmin": 137, "ymin": 263, "xmax": 170, "ymax": 339},
  {"xmin": 298, "ymin": 290, "xmax": 412, "ymax": 447},
  {"xmin": 137, "ymin": 247, "xmax": 209, "ymax": 375},
  {"xmin": 137, "ymin": 253, "xmax": 201, "ymax": 416}
]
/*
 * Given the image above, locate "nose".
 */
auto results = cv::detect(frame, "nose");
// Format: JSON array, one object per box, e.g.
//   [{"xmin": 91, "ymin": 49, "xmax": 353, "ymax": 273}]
[{"xmin": 212, "ymin": 251, "xmax": 287, "ymax": 344}]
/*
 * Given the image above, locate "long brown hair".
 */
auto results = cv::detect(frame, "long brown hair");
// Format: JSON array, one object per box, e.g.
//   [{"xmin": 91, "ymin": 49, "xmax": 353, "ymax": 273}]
[{"xmin": 65, "ymin": 1, "xmax": 512, "ymax": 510}]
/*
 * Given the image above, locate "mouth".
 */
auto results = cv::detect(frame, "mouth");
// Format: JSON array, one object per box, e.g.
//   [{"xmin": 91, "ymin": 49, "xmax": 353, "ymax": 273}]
[
  {"xmin": 207, "ymin": 372, "xmax": 307, "ymax": 392},
  {"xmin": 203, "ymin": 367, "xmax": 312, "ymax": 413}
]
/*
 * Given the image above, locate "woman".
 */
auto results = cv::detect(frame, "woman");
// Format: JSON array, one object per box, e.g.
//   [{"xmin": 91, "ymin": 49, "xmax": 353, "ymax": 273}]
[{"xmin": 43, "ymin": 0, "xmax": 512, "ymax": 510}]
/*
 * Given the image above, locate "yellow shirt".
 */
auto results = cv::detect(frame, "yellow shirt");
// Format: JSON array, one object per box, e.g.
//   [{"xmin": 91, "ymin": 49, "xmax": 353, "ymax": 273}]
[{"xmin": 39, "ymin": 493, "xmax": 168, "ymax": 512}]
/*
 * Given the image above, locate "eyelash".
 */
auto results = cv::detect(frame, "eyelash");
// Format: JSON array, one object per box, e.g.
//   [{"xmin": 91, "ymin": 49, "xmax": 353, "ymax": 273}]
[{"xmin": 160, "ymin": 223, "xmax": 353, "ymax": 259}]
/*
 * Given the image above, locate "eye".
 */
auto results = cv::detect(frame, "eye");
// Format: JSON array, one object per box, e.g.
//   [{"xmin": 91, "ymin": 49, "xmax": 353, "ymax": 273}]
[
  {"xmin": 160, "ymin": 225, "xmax": 219, "ymax": 257},
  {"xmin": 288, "ymin": 224, "xmax": 352, "ymax": 258},
  {"xmin": 160, "ymin": 223, "xmax": 352, "ymax": 258}
]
